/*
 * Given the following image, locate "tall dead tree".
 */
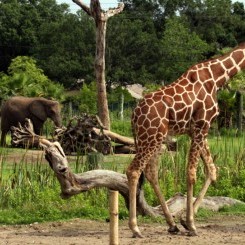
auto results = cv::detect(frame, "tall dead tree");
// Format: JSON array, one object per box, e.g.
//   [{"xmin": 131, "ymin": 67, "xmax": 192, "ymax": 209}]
[{"xmin": 72, "ymin": 0, "xmax": 124, "ymax": 129}]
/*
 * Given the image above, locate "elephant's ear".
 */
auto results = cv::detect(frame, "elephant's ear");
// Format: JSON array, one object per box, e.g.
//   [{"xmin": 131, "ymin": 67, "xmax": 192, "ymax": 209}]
[{"xmin": 29, "ymin": 100, "xmax": 47, "ymax": 121}]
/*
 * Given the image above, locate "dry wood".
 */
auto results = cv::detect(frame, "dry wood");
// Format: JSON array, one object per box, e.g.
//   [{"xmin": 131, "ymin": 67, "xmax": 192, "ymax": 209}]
[
  {"xmin": 93, "ymin": 127, "xmax": 134, "ymax": 145},
  {"xmin": 54, "ymin": 114, "xmax": 112, "ymax": 155},
  {"xmin": 53, "ymin": 114, "xmax": 176, "ymax": 154},
  {"xmin": 54, "ymin": 114, "xmax": 136, "ymax": 154},
  {"xmin": 11, "ymin": 114, "xmax": 175, "ymax": 154},
  {"xmin": 11, "ymin": 119, "xmax": 43, "ymax": 148},
  {"xmin": 109, "ymin": 190, "xmax": 119, "ymax": 245}
]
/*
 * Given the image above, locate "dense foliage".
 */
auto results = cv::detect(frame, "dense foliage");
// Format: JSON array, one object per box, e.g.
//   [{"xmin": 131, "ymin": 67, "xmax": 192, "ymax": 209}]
[
  {"xmin": 0, "ymin": 0, "xmax": 244, "ymax": 226},
  {"xmin": 0, "ymin": 0, "xmax": 244, "ymax": 125},
  {"xmin": 0, "ymin": 56, "xmax": 64, "ymax": 101},
  {"xmin": 0, "ymin": 0, "xmax": 245, "ymax": 89}
]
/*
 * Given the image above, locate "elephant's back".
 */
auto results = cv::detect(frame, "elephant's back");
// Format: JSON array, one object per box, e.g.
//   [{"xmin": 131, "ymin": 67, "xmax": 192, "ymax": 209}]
[
  {"xmin": 1, "ymin": 97, "xmax": 31, "ymax": 125},
  {"xmin": 7, "ymin": 96, "xmax": 31, "ymax": 104},
  {"xmin": 3, "ymin": 97, "xmax": 31, "ymax": 110}
]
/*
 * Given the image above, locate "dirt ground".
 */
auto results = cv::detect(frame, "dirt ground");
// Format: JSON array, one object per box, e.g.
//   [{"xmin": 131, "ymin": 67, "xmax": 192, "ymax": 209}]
[{"xmin": 0, "ymin": 215, "xmax": 244, "ymax": 245}]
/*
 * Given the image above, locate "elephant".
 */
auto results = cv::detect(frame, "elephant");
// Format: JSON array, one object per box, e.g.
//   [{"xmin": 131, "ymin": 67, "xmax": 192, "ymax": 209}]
[{"xmin": 0, "ymin": 96, "xmax": 62, "ymax": 146}]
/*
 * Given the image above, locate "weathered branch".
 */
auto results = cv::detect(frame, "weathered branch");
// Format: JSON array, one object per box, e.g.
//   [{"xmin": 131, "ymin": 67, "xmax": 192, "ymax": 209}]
[
  {"xmin": 72, "ymin": 0, "xmax": 91, "ymax": 15},
  {"xmin": 10, "ymin": 119, "xmax": 157, "ymax": 216},
  {"xmin": 53, "ymin": 114, "xmax": 176, "ymax": 154},
  {"xmin": 73, "ymin": 0, "xmax": 125, "ymax": 20},
  {"xmin": 92, "ymin": 127, "xmax": 134, "ymax": 145},
  {"xmin": 54, "ymin": 115, "xmax": 112, "ymax": 154},
  {"xmin": 106, "ymin": 3, "xmax": 125, "ymax": 18},
  {"xmin": 56, "ymin": 169, "xmax": 161, "ymax": 217},
  {"xmin": 11, "ymin": 119, "xmax": 40, "ymax": 147}
]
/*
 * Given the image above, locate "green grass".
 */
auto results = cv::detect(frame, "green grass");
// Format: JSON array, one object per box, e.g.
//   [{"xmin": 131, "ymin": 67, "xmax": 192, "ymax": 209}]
[
  {"xmin": 0, "ymin": 148, "xmax": 133, "ymax": 225},
  {"xmin": 0, "ymin": 128, "xmax": 244, "ymax": 225}
]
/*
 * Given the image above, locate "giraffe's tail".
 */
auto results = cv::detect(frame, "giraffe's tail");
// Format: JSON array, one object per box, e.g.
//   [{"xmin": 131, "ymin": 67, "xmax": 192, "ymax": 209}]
[{"xmin": 137, "ymin": 172, "xmax": 145, "ymax": 191}]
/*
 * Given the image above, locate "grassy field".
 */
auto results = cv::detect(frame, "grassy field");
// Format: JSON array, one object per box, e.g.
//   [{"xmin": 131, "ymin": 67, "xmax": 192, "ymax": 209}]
[{"xmin": 0, "ymin": 129, "xmax": 244, "ymax": 225}]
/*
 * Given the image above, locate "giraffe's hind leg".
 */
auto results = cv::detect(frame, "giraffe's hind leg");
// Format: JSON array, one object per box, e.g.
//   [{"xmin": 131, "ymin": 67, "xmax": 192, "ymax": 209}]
[
  {"xmin": 180, "ymin": 133, "xmax": 203, "ymax": 236},
  {"xmin": 126, "ymin": 157, "xmax": 144, "ymax": 238},
  {"xmin": 181, "ymin": 131, "xmax": 215, "ymax": 236},
  {"xmin": 127, "ymin": 147, "xmax": 179, "ymax": 238},
  {"xmin": 193, "ymin": 139, "xmax": 217, "ymax": 213},
  {"xmin": 181, "ymin": 139, "xmax": 217, "ymax": 231},
  {"xmin": 144, "ymin": 147, "xmax": 179, "ymax": 234}
]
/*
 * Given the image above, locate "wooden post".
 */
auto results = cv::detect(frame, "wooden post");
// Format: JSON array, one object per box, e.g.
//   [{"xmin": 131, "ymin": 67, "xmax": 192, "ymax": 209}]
[{"xmin": 109, "ymin": 190, "xmax": 119, "ymax": 245}]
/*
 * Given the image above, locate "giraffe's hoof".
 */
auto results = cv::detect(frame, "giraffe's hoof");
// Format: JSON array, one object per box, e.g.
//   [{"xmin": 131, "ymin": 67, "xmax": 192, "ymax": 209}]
[
  {"xmin": 168, "ymin": 225, "xmax": 180, "ymax": 234},
  {"xmin": 187, "ymin": 230, "xmax": 198, "ymax": 236},
  {"xmin": 132, "ymin": 231, "xmax": 143, "ymax": 238},
  {"xmin": 180, "ymin": 218, "xmax": 198, "ymax": 236},
  {"xmin": 180, "ymin": 218, "xmax": 188, "ymax": 230}
]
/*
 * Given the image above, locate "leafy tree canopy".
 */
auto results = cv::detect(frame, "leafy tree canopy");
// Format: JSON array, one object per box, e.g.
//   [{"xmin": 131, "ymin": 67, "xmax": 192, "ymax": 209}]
[
  {"xmin": 34, "ymin": 11, "xmax": 96, "ymax": 88},
  {"xmin": 0, "ymin": 0, "xmax": 244, "ymax": 91},
  {"xmin": 160, "ymin": 16, "xmax": 210, "ymax": 83},
  {"xmin": 107, "ymin": 12, "xmax": 162, "ymax": 86},
  {"xmin": 0, "ymin": 0, "xmax": 70, "ymax": 71},
  {"xmin": 0, "ymin": 56, "xmax": 64, "ymax": 101}
]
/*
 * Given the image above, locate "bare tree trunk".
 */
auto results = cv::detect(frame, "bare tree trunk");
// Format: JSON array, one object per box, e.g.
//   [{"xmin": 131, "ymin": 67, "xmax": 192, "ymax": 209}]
[
  {"xmin": 95, "ymin": 19, "xmax": 110, "ymax": 129},
  {"xmin": 72, "ymin": 0, "xmax": 125, "ymax": 130}
]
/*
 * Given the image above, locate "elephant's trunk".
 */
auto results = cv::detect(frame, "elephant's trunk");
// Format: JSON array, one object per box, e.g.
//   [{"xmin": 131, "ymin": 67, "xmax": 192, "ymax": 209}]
[{"xmin": 54, "ymin": 115, "xmax": 62, "ymax": 128}]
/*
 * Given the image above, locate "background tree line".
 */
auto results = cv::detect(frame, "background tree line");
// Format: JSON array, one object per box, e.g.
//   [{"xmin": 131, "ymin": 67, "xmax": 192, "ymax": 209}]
[{"xmin": 0, "ymin": 0, "xmax": 244, "ymax": 128}]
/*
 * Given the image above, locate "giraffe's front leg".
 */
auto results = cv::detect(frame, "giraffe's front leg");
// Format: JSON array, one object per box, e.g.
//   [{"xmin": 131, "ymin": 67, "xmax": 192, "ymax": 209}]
[
  {"xmin": 185, "ymin": 166, "xmax": 198, "ymax": 236},
  {"xmin": 145, "ymin": 153, "xmax": 179, "ymax": 234},
  {"xmin": 126, "ymin": 166, "xmax": 143, "ymax": 238},
  {"xmin": 181, "ymin": 139, "xmax": 202, "ymax": 236}
]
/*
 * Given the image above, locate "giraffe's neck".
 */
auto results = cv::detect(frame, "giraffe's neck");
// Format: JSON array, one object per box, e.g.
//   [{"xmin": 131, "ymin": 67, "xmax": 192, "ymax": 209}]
[{"xmin": 211, "ymin": 43, "xmax": 245, "ymax": 88}]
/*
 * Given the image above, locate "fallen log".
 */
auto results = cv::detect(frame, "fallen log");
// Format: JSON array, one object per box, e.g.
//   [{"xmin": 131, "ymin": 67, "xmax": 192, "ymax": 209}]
[
  {"xmin": 92, "ymin": 127, "xmax": 134, "ymax": 145},
  {"xmin": 54, "ymin": 114, "xmax": 137, "ymax": 154},
  {"xmin": 93, "ymin": 127, "xmax": 177, "ymax": 152},
  {"xmin": 156, "ymin": 193, "xmax": 244, "ymax": 217},
  {"xmin": 11, "ymin": 119, "xmax": 244, "ymax": 218}
]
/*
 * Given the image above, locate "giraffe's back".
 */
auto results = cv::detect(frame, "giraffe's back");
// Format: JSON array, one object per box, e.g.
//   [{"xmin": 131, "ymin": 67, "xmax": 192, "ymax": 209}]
[{"xmin": 132, "ymin": 75, "xmax": 219, "ymax": 137}]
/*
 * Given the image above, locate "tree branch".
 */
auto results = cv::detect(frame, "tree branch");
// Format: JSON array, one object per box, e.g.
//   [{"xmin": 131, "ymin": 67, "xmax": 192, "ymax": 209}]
[
  {"xmin": 106, "ymin": 3, "xmax": 125, "ymax": 19},
  {"xmin": 72, "ymin": 0, "xmax": 91, "ymax": 15},
  {"xmin": 73, "ymin": 0, "xmax": 125, "ymax": 22},
  {"xmin": 11, "ymin": 119, "xmax": 40, "ymax": 147}
]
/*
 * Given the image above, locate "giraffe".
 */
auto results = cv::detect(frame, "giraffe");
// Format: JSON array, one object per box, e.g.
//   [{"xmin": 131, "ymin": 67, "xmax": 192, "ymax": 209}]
[{"xmin": 126, "ymin": 42, "xmax": 245, "ymax": 238}]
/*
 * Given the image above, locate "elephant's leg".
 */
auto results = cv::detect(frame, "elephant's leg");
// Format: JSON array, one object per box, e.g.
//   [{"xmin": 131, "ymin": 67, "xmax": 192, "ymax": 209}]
[
  {"xmin": 33, "ymin": 121, "xmax": 43, "ymax": 136},
  {"xmin": 0, "ymin": 131, "xmax": 7, "ymax": 146}
]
